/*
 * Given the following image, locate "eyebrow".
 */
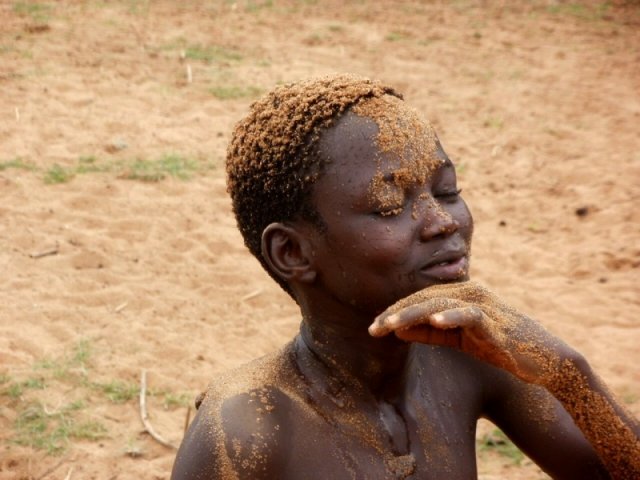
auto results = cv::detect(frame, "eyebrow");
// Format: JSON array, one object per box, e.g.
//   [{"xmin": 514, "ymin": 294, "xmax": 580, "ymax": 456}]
[{"xmin": 380, "ymin": 157, "xmax": 453, "ymax": 183}]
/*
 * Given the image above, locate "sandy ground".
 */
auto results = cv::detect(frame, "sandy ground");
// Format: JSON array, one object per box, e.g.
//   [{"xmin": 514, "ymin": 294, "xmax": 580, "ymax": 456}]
[{"xmin": 0, "ymin": 1, "xmax": 639, "ymax": 478}]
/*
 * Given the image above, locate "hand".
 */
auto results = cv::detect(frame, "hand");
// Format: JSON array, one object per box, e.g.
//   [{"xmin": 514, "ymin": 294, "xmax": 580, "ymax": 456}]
[
  {"xmin": 369, "ymin": 281, "xmax": 570, "ymax": 384},
  {"xmin": 371, "ymin": 281, "xmax": 640, "ymax": 477}
]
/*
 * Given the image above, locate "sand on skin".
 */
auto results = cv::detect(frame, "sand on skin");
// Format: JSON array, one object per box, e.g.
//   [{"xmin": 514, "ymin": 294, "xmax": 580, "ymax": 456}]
[{"xmin": 0, "ymin": 1, "xmax": 639, "ymax": 478}]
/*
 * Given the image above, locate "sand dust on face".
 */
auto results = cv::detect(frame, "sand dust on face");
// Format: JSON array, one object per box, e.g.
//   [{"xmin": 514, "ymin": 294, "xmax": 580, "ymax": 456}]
[
  {"xmin": 352, "ymin": 96, "xmax": 442, "ymax": 214},
  {"xmin": 1, "ymin": 1, "xmax": 638, "ymax": 478}
]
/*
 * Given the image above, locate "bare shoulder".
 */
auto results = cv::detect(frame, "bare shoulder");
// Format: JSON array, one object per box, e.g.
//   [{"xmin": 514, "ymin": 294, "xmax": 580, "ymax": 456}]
[{"xmin": 171, "ymin": 344, "xmax": 299, "ymax": 480}]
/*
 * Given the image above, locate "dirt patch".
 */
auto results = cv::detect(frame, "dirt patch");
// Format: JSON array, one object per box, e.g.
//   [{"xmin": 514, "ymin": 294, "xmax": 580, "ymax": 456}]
[{"xmin": 1, "ymin": 1, "xmax": 638, "ymax": 478}]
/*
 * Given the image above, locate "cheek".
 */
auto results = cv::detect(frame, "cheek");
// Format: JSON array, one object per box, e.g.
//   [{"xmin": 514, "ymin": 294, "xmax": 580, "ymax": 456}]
[
  {"xmin": 355, "ymin": 220, "xmax": 415, "ymax": 267},
  {"xmin": 326, "ymin": 220, "xmax": 413, "ymax": 267}
]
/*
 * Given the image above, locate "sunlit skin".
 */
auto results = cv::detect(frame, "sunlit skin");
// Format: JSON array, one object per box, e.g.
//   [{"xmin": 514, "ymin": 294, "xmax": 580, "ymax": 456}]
[
  {"xmin": 300, "ymin": 114, "xmax": 473, "ymax": 319},
  {"xmin": 172, "ymin": 108, "xmax": 638, "ymax": 479}
]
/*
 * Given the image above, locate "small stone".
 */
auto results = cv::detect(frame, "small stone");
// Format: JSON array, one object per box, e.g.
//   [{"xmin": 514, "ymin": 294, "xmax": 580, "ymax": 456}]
[
  {"xmin": 104, "ymin": 139, "xmax": 129, "ymax": 154},
  {"xmin": 575, "ymin": 206, "xmax": 589, "ymax": 217}
]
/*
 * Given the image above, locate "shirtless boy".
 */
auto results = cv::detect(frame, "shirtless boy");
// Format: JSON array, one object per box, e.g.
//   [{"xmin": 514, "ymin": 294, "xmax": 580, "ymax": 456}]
[{"xmin": 171, "ymin": 74, "xmax": 639, "ymax": 479}]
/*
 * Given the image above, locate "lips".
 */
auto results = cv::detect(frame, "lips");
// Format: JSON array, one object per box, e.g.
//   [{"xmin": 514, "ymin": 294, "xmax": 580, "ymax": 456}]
[{"xmin": 419, "ymin": 253, "xmax": 469, "ymax": 281}]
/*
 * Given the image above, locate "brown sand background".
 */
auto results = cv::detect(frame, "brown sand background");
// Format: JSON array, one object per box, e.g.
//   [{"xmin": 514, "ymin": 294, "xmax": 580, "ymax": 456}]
[{"xmin": 1, "ymin": 1, "xmax": 639, "ymax": 478}]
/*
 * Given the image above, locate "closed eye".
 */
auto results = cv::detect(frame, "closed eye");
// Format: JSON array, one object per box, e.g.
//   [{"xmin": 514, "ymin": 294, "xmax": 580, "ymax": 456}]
[
  {"xmin": 373, "ymin": 205, "xmax": 404, "ymax": 217},
  {"xmin": 434, "ymin": 188, "xmax": 462, "ymax": 198}
]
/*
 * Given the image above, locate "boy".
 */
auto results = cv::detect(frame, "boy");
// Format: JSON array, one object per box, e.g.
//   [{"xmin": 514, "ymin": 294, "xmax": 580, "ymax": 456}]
[{"xmin": 171, "ymin": 74, "xmax": 639, "ymax": 479}]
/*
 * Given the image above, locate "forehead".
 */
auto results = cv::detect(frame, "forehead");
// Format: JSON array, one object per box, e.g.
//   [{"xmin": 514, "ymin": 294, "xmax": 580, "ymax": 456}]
[{"xmin": 316, "ymin": 98, "xmax": 445, "ymax": 196}]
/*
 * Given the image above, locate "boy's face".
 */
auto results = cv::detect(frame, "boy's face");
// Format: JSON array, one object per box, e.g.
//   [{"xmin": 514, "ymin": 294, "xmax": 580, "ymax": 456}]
[{"xmin": 305, "ymin": 105, "xmax": 473, "ymax": 315}]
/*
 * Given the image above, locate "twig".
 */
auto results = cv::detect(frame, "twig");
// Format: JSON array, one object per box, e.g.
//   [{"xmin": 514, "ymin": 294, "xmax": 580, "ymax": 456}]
[
  {"xmin": 114, "ymin": 302, "xmax": 128, "ymax": 313},
  {"xmin": 183, "ymin": 405, "xmax": 192, "ymax": 437},
  {"xmin": 240, "ymin": 287, "xmax": 263, "ymax": 302},
  {"xmin": 139, "ymin": 370, "xmax": 177, "ymax": 450},
  {"xmin": 43, "ymin": 401, "xmax": 63, "ymax": 416},
  {"xmin": 29, "ymin": 245, "xmax": 59, "ymax": 259},
  {"xmin": 186, "ymin": 64, "xmax": 192, "ymax": 83},
  {"xmin": 63, "ymin": 467, "xmax": 74, "ymax": 480}
]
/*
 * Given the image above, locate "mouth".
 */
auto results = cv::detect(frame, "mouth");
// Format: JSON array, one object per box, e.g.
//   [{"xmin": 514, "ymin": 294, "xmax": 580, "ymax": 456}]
[{"xmin": 419, "ymin": 254, "xmax": 469, "ymax": 281}]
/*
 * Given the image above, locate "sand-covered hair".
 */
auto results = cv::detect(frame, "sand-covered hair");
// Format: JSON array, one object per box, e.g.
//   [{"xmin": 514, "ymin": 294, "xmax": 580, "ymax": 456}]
[{"xmin": 226, "ymin": 74, "xmax": 401, "ymax": 294}]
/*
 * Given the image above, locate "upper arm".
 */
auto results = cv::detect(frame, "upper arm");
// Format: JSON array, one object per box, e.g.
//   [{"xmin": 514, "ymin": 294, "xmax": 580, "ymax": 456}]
[
  {"xmin": 482, "ymin": 370, "xmax": 610, "ymax": 480},
  {"xmin": 172, "ymin": 387, "xmax": 288, "ymax": 480},
  {"xmin": 171, "ymin": 403, "xmax": 225, "ymax": 480},
  {"xmin": 219, "ymin": 387, "xmax": 288, "ymax": 479}
]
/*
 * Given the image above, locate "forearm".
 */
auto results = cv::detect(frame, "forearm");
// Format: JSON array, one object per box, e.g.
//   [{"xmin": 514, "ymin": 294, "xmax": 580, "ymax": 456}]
[{"xmin": 540, "ymin": 352, "xmax": 640, "ymax": 478}]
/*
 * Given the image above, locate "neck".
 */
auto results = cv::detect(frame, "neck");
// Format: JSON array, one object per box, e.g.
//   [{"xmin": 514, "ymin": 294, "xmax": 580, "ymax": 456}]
[{"xmin": 297, "ymin": 307, "xmax": 412, "ymax": 396}]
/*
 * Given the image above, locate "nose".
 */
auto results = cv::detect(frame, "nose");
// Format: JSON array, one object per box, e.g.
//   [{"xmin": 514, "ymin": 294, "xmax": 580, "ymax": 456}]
[{"xmin": 418, "ymin": 197, "xmax": 459, "ymax": 241}]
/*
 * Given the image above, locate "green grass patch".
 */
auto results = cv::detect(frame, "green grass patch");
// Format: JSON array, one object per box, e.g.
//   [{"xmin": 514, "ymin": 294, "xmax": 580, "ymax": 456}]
[
  {"xmin": 34, "ymin": 339, "xmax": 91, "ymax": 379},
  {"xmin": 163, "ymin": 391, "xmax": 192, "ymax": 409},
  {"xmin": 483, "ymin": 116, "xmax": 504, "ymax": 129},
  {"xmin": 14, "ymin": 401, "xmax": 107, "ymax": 455},
  {"xmin": 385, "ymin": 31, "xmax": 409, "ymax": 42},
  {"xmin": 4, "ymin": 382, "xmax": 23, "ymax": 399},
  {"xmin": 159, "ymin": 38, "xmax": 242, "ymax": 64},
  {"xmin": 34, "ymin": 357, "xmax": 69, "ymax": 379},
  {"xmin": 119, "ymin": 154, "xmax": 200, "ymax": 181},
  {"xmin": 546, "ymin": 2, "xmax": 611, "ymax": 21},
  {"xmin": 209, "ymin": 85, "xmax": 262, "ymax": 100},
  {"xmin": 23, "ymin": 377, "xmax": 46, "ymax": 389},
  {"xmin": 43, "ymin": 164, "xmax": 75, "ymax": 184},
  {"xmin": 1, "ymin": 376, "xmax": 47, "ymax": 399},
  {"xmin": 70, "ymin": 339, "xmax": 91, "ymax": 367},
  {"xmin": 184, "ymin": 44, "xmax": 242, "ymax": 63},
  {"xmin": 13, "ymin": 1, "xmax": 52, "ymax": 23},
  {"xmin": 75, "ymin": 155, "xmax": 109, "ymax": 174},
  {"xmin": 32, "ymin": 342, "xmax": 138, "ymax": 406},
  {"xmin": 91, "ymin": 380, "xmax": 139, "ymax": 404},
  {"xmin": 477, "ymin": 428, "xmax": 525, "ymax": 465},
  {"xmin": 39, "ymin": 154, "xmax": 212, "ymax": 184},
  {"xmin": 126, "ymin": 0, "xmax": 150, "ymax": 15},
  {"xmin": 6, "ymin": 339, "xmax": 194, "ymax": 456},
  {"xmin": 123, "ymin": 438, "xmax": 144, "ymax": 457},
  {"xmin": 245, "ymin": 0, "xmax": 274, "ymax": 13},
  {"xmin": 0, "ymin": 158, "xmax": 36, "ymax": 171}
]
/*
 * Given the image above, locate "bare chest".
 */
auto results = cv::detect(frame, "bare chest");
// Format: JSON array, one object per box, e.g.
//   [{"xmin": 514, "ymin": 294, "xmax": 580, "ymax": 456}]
[{"xmin": 279, "ymin": 390, "xmax": 480, "ymax": 480}]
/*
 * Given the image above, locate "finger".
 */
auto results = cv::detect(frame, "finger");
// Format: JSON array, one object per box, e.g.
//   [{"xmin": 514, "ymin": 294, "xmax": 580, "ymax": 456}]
[
  {"xmin": 369, "ymin": 304, "xmax": 424, "ymax": 337},
  {"xmin": 394, "ymin": 325, "xmax": 463, "ymax": 349},
  {"xmin": 385, "ymin": 281, "xmax": 489, "ymax": 314},
  {"xmin": 369, "ymin": 298, "xmax": 466, "ymax": 337},
  {"xmin": 430, "ymin": 306, "xmax": 483, "ymax": 329}
]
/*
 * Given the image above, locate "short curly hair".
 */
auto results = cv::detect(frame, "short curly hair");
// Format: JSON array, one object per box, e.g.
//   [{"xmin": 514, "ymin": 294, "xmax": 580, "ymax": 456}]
[{"xmin": 226, "ymin": 74, "xmax": 402, "ymax": 295}]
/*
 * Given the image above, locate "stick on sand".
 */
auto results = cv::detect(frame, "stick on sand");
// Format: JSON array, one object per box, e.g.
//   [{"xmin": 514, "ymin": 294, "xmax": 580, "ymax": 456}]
[{"xmin": 139, "ymin": 369, "xmax": 177, "ymax": 450}]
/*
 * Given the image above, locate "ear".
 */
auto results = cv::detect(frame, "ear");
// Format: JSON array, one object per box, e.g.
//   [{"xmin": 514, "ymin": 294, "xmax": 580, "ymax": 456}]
[{"xmin": 261, "ymin": 222, "xmax": 317, "ymax": 284}]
